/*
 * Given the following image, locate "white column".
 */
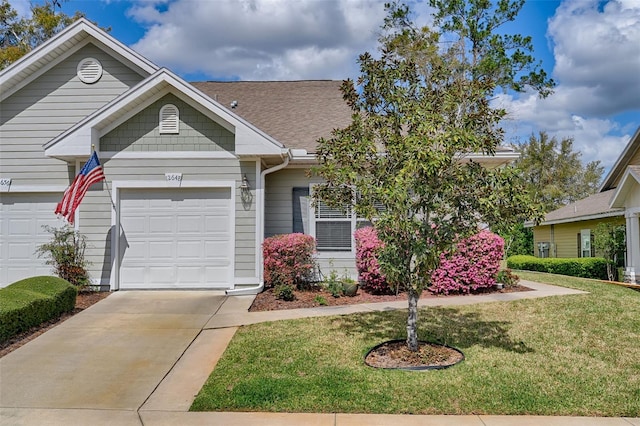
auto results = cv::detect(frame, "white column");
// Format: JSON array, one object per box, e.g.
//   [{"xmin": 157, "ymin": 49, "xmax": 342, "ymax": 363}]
[{"xmin": 625, "ymin": 212, "xmax": 640, "ymax": 283}]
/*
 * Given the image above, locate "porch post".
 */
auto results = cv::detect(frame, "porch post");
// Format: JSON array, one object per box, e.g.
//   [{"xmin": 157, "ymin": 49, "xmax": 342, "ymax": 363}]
[{"xmin": 625, "ymin": 211, "xmax": 640, "ymax": 283}]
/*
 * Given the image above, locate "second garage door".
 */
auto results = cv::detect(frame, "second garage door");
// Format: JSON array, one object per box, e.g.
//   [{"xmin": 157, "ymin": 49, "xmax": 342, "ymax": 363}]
[
  {"xmin": 0, "ymin": 193, "xmax": 64, "ymax": 287},
  {"xmin": 119, "ymin": 188, "xmax": 233, "ymax": 289}
]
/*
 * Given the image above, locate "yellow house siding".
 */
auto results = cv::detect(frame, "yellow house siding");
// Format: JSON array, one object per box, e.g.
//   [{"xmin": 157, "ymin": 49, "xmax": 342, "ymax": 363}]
[{"xmin": 534, "ymin": 217, "xmax": 625, "ymax": 258}]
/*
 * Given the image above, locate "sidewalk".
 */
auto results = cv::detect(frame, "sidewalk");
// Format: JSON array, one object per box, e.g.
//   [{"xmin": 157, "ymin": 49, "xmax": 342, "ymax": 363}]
[{"xmin": 2, "ymin": 280, "xmax": 638, "ymax": 425}]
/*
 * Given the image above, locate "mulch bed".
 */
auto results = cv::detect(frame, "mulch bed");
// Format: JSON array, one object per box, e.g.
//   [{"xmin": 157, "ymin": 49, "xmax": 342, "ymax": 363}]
[
  {"xmin": 365, "ymin": 340, "xmax": 464, "ymax": 369},
  {"xmin": 0, "ymin": 291, "xmax": 110, "ymax": 358},
  {"xmin": 249, "ymin": 284, "xmax": 531, "ymax": 312}
]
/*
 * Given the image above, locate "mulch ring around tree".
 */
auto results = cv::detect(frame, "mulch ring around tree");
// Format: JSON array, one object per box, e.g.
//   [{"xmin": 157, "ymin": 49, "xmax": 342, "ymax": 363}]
[{"xmin": 365, "ymin": 340, "xmax": 465, "ymax": 370}]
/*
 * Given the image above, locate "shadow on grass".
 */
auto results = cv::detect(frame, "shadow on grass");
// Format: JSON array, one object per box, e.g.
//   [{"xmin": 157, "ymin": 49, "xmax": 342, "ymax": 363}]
[{"xmin": 335, "ymin": 306, "xmax": 532, "ymax": 354}]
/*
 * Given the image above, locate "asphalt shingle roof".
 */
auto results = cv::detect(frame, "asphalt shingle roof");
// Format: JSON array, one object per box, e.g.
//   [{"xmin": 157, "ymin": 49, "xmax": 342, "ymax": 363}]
[
  {"xmin": 191, "ymin": 80, "xmax": 353, "ymax": 153},
  {"xmin": 542, "ymin": 189, "xmax": 624, "ymax": 224}
]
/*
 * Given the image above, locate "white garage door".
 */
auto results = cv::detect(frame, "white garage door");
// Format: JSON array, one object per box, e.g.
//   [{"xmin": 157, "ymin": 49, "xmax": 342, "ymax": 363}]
[
  {"xmin": 0, "ymin": 193, "xmax": 64, "ymax": 287},
  {"xmin": 119, "ymin": 188, "xmax": 233, "ymax": 289}
]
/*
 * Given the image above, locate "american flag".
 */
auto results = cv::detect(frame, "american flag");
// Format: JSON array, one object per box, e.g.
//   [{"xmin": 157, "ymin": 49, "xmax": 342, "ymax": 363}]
[{"xmin": 55, "ymin": 151, "xmax": 106, "ymax": 224}]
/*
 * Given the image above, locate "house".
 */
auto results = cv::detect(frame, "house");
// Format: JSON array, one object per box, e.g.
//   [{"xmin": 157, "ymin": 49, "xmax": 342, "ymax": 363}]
[
  {"xmin": 0, "ymin": 19, "xmax": 517, "ymax": 292},
  {"xmin": 532, "ymin": 126, "xmax": 640, "ymax": 281}
]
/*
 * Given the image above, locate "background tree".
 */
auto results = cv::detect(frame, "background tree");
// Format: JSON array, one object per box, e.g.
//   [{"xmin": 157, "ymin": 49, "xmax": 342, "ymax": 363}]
[
  {"xmin": 0, "ymin": 0, "xmax": 83, "ymax": 70},
  {"xmin": 514, "ymin": 132, "xmax": 604, "ymax": 213},
  {"xmin": 314, "ymin": 0, "xmax": 550, "ymax": 351},
  {"xmin": 593, "ymin": 222, "xmax": 626, "ymax": 281}
]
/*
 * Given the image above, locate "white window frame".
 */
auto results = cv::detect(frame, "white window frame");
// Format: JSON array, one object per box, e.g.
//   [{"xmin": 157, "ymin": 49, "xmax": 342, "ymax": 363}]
[{"xmin": 309, "ymin": 184, "xmax": 356, "ymax": 253}]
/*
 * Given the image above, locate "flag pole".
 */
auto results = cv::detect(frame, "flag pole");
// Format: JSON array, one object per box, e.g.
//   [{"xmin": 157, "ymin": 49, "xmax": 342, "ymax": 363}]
[{"xmin": 93, "ymin": 144, "xmax": 117, "ymax": 211}]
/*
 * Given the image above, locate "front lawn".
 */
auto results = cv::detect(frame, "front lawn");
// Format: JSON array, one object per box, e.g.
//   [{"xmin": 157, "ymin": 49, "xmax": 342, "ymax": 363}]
[{"xmin": 191, "ymin": 272, "xmax": 640, "ymax": 416}]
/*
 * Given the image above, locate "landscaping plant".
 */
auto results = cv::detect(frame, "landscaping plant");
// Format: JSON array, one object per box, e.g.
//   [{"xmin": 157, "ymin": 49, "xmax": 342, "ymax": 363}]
[
  {"xmin": 36, "ymin": 225, "xmax": 90, "ymax": 289},
  {"xmin": 430, "ymin": 231, "xmax": 504, "ymax": 294},
  {"xmin": 314, "ymin": 0, "xmax": 547, "ymax": 351},
  {"xmin": 354, "ymin": 227, "xmax": 392, "ymax": 294},
  {"xmin": 263, "ymin": 233, "xmax": 317, "ymax": 290},
  {"xmin": 593, "ymin": 222, "xmax": 626, "ymax": 281}
]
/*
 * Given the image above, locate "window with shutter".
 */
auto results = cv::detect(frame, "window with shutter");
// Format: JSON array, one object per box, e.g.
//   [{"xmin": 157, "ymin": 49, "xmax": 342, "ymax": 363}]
[{"xmin": 159, "ymin": 104, "xmax": 179, "ymax": 134}]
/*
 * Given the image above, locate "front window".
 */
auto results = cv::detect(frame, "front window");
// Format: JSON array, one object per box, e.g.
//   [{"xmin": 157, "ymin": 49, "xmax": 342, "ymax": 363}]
[{"xmin": 313, "ymin": 200, "xmax": 353, "ymax": 251}]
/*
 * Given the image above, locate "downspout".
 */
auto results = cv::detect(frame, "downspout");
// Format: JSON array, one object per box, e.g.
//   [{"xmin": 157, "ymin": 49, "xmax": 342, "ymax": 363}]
[{"xmin": 226, "ymin": 149, "xmax": 291, "ymax": 295}]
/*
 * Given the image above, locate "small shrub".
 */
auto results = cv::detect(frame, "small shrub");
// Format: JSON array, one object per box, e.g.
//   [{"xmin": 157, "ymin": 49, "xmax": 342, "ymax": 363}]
[
  {"xmin": 496, "ymin": 269, "xmax": 520, "ymax": 288},
  {"xmin": 314, "ymin": 295, "xmax": 328, "ymax": 306},
  {"xmin": 263, "ymin": 233, "xmax": 317, "ymax": 289},
  {"xmin": 274, "ymin": 284, "xmax": 295, "ymax": 301},
  {"xmin": 430, "ymin": 231, "xmax": 505, "ymax": 295},
  {"xmin": 354, "ymin": 227, "xmax": 392, "ymax": 294},
  {"xmin": 0, "ymin": 276, "xmax": 77, "ymax": 344},
  {"xmin": 36, "ymin": 225, "xmax": 90, "ymax": 289},
  {"xmin": 507, "ymin": 255, "xmax": 608, "ymax": 280},
  {"xmin": 323, "ymin": 270, "xmax": 343, "ymax": 298}
]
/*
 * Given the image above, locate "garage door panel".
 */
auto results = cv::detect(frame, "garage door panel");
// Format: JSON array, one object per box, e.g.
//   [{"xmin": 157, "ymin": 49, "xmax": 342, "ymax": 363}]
[
  {"xmin": 1, "ymin": 193, "xmax": 63, "ymax": 287},
  {"xmin": 119, "ymin": 188, "xmax": 233, "ymax": 289}
]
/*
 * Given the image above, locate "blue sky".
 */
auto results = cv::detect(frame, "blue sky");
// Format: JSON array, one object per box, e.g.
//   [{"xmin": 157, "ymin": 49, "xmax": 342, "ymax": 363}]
[{"xmin": 14, "ymin": 0, "xmax": 640, "ymax": 174}]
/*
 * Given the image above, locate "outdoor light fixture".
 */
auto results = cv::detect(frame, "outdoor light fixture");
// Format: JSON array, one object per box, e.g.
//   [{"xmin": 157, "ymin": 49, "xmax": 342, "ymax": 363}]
[
  {"xmin": 240, "ymin": 174, "xmax": 253, "ymax": 208},
  {"xmin": 240, "ymin": 174, "xmax": 250, "ymax": 193}
]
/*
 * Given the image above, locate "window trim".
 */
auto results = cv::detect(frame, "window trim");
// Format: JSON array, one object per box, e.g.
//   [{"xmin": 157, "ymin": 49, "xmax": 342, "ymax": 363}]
[{"xmin": 309, "ymin": 184, "xmax": 357, "ymax": 253}]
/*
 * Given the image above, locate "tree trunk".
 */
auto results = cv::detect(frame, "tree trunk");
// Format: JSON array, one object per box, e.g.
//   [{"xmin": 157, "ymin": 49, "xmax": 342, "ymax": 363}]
[{"xmin": 406, "ymin": 286, "xmax": 419, "ymax": 351}]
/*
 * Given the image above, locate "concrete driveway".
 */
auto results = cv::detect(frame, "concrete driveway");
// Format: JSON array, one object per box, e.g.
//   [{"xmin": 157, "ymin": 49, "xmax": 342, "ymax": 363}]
[{"xmin": 0, "ymin": 290, "xmax": 246, "ymax": 425}]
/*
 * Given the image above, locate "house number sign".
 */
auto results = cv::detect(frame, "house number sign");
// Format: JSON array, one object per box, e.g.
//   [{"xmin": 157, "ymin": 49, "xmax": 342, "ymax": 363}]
[
  {"xmin": 0, "ymin": 178, "xmax": 11, "ymax": 191},
  {"xmin": 165, "ymin": 173, "xmax": 182, "ymax": 187}
]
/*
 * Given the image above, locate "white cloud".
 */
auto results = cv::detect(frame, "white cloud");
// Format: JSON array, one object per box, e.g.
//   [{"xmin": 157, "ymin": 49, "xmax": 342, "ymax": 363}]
[
  {"xmin": 498, "ymin": 0, "xmax": 640, "ymax": 170},
  {"xmin": 128, "ymin": 0, "xmax": 387, "ymax": 80},
  {"xmin": 548, "ymin": 0, "xmax": 640, "ymax": 116}
]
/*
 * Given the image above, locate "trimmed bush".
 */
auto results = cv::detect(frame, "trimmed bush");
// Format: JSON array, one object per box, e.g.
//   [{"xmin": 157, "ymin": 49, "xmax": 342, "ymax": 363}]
[
  {"xmin": 430, "ymin": 231, "xmax": 505, "ymax": 295},
  {"xmin": 0, "ymin": 276, "xmax": 77, "ymax": 344},
  {"xmin": 263, "ymin": 233, "xmax": 317, "ymax": 289},
  {"xmin": 507, "ymin": 255, "xmax": 608, "ymax": 280},
  {"xmin": 354, "ymin": 227, "xmax": 392, "ymax": 294}
]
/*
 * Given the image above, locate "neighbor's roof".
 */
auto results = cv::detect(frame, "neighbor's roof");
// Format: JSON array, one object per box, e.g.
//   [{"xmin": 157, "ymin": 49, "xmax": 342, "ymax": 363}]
[
  {"xmin": 191, "ymin": 80, "xmax": 353, "ymax": 153},
  {"xmin": 536, "ymin": 189, "xmax": 624, "ymax": 226}
]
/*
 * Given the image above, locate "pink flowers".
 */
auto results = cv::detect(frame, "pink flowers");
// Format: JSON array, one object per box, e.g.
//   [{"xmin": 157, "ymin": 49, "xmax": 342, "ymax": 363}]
[
  {"xmin": 429, "ymin": 230, "xmax": 505, "ymax": 294},
  {"xmin": 355, "ymin": 227, "xmax": 505, "ymax": 295},
  {"xmin": 263, "ymin": 233, "xmax": 317, "ymax": 288},
  {"xmin": 354, "ymin": 227, "xmax": 391, "ymax": 294}
]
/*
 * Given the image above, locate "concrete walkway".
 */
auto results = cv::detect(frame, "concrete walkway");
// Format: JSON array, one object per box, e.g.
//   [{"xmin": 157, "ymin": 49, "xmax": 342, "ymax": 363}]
[{"xmin": 1, "ymin": 281, "xmax": 638, "ymax": 425}]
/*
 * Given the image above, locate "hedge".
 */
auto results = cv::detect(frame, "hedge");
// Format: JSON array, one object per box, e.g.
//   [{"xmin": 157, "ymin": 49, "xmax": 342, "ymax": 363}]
[
  {"xmin": 0, "ymin": 276, "xmax": 77, "ymax": 344},
  {"xmin": 506, "ymin": 255, "xmax": 608, "ymax": 280}
]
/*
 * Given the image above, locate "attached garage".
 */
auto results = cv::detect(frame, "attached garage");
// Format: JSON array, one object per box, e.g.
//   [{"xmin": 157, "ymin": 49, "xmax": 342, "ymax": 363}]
[
  {"xmin": 118, "ymin": 187, "xmax": 234, "ymax": 289},
  {"xmin": 0, "ymin": 193, "xmax": 64, "ymax": 287}
]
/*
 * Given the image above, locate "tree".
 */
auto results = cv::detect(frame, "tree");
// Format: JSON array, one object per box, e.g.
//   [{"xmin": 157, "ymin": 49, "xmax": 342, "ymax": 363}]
[
  {"xmin": 514, "ymin": 132, "xmax": 604, "ymax": 213},
  {"xmin": 314, "ymin": 0, "xmax": 550, "ymax": 351},
  {"xmin": 593, "ymin": 222, "xmax": 626, "ymax": 281},
  {"xmin": 0, "ymin": 0, "xmax": 83, "ymax": 70}
]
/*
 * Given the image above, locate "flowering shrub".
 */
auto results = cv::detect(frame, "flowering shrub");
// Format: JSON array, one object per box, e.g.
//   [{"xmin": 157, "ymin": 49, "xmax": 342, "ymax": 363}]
[
  {"xmin": 430, "ymin": 230, "xmax": 505, "ymax": 295},
  {"xmin": 263, "ymin": 233, "xmax": 317, "ymax": 289},
  {"xmin": 354, "ymin": 227, "xmax": 392, "ymax": 294}
]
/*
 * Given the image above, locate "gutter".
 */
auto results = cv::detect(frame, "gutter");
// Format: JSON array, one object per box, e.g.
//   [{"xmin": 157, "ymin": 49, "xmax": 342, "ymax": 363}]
[{"xmin": 226, "ymin": 149, "xmax": 291, "ymax": 296}]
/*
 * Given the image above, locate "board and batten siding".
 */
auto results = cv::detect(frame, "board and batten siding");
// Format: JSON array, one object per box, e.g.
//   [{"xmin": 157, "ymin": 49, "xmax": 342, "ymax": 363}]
[
  {"xmin": 533, "ymin": 217, "xmax": 625, "ymax": 258},
  {"xmin": 0, "ymin": 44, "xmax": 146, "ymax": 186},
  {"xmin": 264, "ymin": 168, "xmax": 357, "ymax": 277},
  {"xmin": 80, "ymin": 159, "xmax": 257, "ymax": 286},
  {"xmin": 101, "ymin": 94, "xmax": 235, "ymax": 153}
]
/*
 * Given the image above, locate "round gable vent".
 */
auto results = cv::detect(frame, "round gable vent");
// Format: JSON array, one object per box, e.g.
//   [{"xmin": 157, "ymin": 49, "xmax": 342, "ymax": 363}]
[{"xmin": 77, "ymin": 58, "xmax": 103, "ymax": 84}]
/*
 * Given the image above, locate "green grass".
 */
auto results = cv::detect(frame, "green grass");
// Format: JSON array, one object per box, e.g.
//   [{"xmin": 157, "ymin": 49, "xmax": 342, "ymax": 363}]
[{"xmin": 191, "ymin": 271, "xmax": 640, "ymax": 416}]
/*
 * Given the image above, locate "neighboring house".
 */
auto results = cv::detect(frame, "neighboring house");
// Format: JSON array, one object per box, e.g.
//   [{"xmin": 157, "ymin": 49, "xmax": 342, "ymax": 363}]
[
  {"xmin": 531, "ymin": 126, "xmax": 640, "ymax": 281},
  {"xmin": 0, "ymin": 19, "xmax": 518, "ymax": 291}
]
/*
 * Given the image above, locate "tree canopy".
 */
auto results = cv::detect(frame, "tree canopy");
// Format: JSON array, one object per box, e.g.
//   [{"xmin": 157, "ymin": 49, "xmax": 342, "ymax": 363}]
[
  {"xmin": 314, "ymin": 0, "xmax": 551, "ymax": 351},
  {"xmin": 514, "ymin": 132, "xmax": 604, "ymax": 213},
  {"xmin": 0, "ymin": 0, "xmax": 83, "ymax": 70}
]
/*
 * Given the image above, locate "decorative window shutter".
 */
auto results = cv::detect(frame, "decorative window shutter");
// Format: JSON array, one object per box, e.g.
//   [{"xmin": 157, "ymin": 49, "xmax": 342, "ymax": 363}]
[{"xmin": 159, "ymin": 104, "xmax": 179, "ymax": 134}]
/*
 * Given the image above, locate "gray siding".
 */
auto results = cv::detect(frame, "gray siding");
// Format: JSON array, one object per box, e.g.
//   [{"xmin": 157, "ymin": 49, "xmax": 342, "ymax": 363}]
[
  {"xmin": 81, "ymin": 159, "xmax": 257, "ymax": 285},
  {"xmin": 0, "ymin": 44, "xmax": 146, "ymax": 186},
  {"xmin": 101, "ymin": 94, "xmax": 235, "ymax": 152},
  {"xmin": 264, "ymin": 168, "xmax": 356, "ymax": 278}
]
